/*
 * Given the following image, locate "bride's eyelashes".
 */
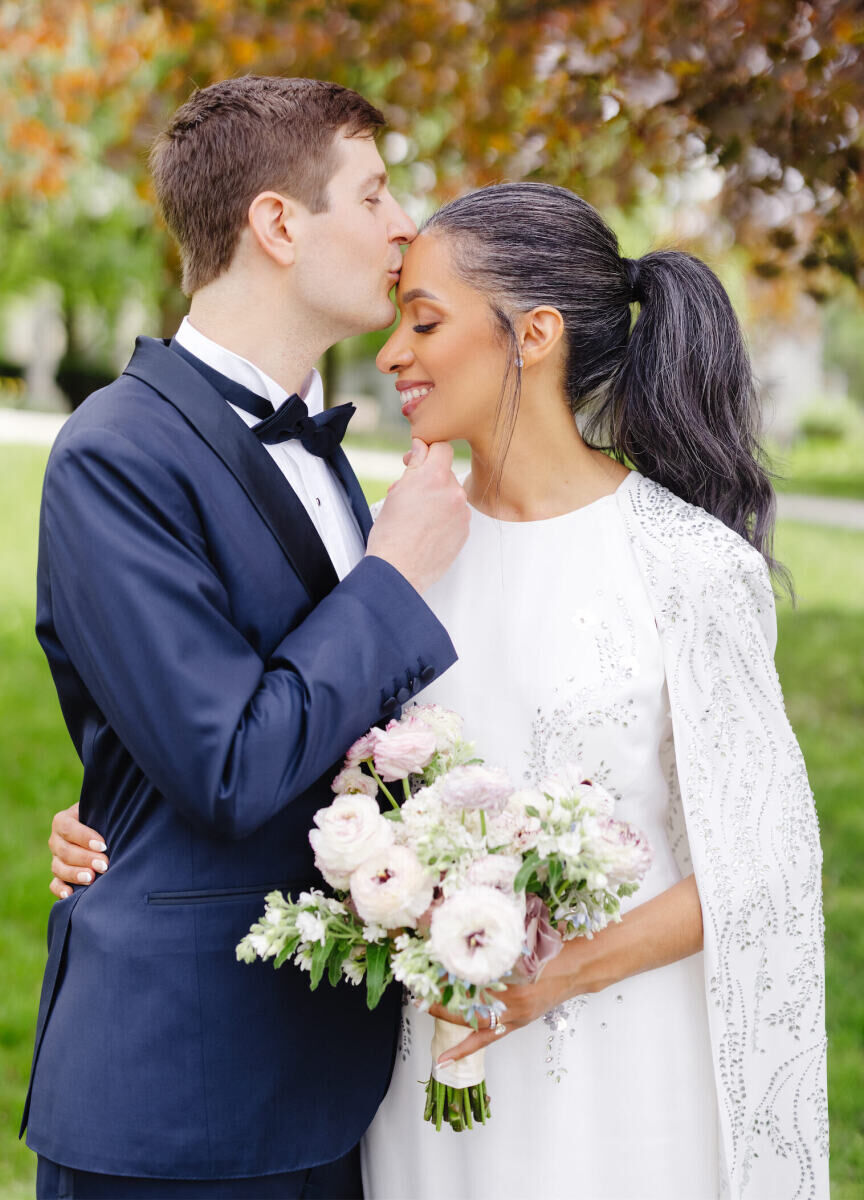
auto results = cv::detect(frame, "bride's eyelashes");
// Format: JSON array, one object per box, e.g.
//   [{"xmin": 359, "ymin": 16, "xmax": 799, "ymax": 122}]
[{"xmin": 412, "ymin": 323, "xmax": 438, "ymax": 334}]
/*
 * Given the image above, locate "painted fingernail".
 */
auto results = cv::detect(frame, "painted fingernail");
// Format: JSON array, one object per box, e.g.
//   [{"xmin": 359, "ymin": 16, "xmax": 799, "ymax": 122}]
[
  {"xmin": 92, "ymin": 859, "xmax": 108, "ymax": 873},
  {"xmin": 89, "ymin": 840, "xmax": 107, "ymax": 853},
  {"xmin": 60, "ymin": 888, "xmax": 71, "ymax": 899},
  {"xmin": 77, "ymin": 870, "xmax": 93, "ymax": 883}
]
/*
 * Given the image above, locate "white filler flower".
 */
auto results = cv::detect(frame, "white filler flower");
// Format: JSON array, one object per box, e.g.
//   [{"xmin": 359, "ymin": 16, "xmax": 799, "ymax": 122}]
[
  {"xmin": 309, "ymin": 793, "xmax": 394, "ymax": 890},
  {"xmin": 350, "ymin": 844, "xmax": 435, "ymax": 928},
  {"xmin": 429, "ymin": 885, "xmax": 525, "ymax": 985}
]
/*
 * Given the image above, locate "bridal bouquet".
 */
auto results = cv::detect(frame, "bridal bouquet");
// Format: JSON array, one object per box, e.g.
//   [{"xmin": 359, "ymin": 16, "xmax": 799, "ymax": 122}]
[{"xmin": 237, "ymin": 705, "xmax": 651, "ymax": 1131}]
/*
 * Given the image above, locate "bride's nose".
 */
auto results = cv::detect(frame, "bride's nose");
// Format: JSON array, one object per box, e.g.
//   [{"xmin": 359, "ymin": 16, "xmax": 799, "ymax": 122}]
[{"xmin": 376, "ymin": 332, "xmax": 414, "ymax": 376}]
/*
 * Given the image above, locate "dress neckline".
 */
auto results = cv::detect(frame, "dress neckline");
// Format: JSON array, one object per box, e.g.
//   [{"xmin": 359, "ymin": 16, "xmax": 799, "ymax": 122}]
[{"xmin": 467, "ymin": 470, "xmax": 637, "ymax": 528}]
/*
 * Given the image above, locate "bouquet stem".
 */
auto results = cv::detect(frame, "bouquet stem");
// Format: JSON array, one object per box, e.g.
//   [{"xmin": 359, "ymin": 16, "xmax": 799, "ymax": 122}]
[
  {"xmin": 425, "ymin": 1017, "xmax": 490, "ymax": 1132},
  {"xmin": 423, "ymin": 1076, "xmax": 490, "ymax": 1133}
]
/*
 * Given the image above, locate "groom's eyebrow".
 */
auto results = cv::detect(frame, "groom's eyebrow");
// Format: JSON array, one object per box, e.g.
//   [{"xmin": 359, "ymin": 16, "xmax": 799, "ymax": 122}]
[{"xmin": 358, "ymin": 171, "xmax": 388, "ymax": 195}]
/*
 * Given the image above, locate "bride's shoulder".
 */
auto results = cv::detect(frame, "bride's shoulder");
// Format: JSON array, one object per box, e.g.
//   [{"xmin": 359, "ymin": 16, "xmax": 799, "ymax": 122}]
[
  {"xmin": 620, "ymin": 472, "xmax": 773, "ymax": 605},
  {"xmin": 369, "ymin": 498, "xmax": 385, "ymax": 521}
]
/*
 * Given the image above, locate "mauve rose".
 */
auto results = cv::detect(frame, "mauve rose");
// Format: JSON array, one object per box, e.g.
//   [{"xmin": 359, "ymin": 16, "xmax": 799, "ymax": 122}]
[
  {"xmin": 372, "ymin": 718, "xmax": 437, "ymax": 782},
  {"xmin": 512, "ymin": 894, "xmax": 564, "ymax": 982}
]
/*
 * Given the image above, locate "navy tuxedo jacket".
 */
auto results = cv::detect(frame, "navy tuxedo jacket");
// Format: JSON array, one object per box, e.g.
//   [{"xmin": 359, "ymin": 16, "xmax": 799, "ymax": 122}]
[{"xmin": 22, "ymin": 337, "xmax": 456, "ymax": 1178}]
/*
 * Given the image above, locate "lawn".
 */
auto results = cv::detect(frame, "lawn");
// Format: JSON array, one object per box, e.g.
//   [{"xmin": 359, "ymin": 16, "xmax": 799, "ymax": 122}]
[{"xmin": 1, "ymin": 445, "xmax": 861, "ymax": 1197}]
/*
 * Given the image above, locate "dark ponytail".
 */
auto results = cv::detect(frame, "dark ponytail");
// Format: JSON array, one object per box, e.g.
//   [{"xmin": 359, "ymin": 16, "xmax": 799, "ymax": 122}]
[
  {"xmin": 596, "ymin": 249, "xmax": 784, "ymax": 582},
  {"xmin": 423, "ymin": 183, "xmax": 787, "ymax": 588}
]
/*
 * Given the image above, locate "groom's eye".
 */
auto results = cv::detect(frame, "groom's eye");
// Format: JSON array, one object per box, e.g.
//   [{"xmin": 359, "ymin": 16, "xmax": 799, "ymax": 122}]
[
  {"xmin": 413, "ymin": 323, "xmax": 438, "ymax": 334},
  {"xmin": 365, "ymin": 196, "xmax": 382, "ymax": 206}
]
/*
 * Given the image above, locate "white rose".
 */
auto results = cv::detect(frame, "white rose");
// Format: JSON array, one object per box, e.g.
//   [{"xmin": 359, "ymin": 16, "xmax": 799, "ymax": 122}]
[
  {"xmin": 309, "ymin": 793, "xmax": 394, "ymax": 890},
  {"xmin": 350, "ymin": 845, "xmax": 435, "ymax": 928},
  {"xmin": 429, "ymin": 885, "xmax": 525, "ymax": 985}
]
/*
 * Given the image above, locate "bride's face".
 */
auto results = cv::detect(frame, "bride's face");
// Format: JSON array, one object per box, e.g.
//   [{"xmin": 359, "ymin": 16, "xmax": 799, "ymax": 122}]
[{"xmin": 376, "ymin": 232, "xmax": 512, "ymax": 446}]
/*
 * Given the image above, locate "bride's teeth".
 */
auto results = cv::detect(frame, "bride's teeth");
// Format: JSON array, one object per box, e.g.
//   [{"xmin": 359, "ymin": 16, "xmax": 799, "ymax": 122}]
[{"xmin": 402, "ymin": 386, "xmax": 432, "ymax": 403}]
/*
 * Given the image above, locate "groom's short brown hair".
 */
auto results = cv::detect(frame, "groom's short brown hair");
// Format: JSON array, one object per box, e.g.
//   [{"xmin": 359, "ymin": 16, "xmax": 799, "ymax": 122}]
[{"xmin": 150, "ymin": 76, "xmax": 386, "ymax": 295}]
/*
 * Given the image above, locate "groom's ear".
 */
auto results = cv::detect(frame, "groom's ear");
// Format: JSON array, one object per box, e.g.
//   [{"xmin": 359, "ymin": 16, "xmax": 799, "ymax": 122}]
[
  {"xmin": 519, "ymin": 306, "xmax": 565, "ymax": 369},
  {"xmin": 247, "ymin": 191, "xmax": 300, "ymax": 267}
]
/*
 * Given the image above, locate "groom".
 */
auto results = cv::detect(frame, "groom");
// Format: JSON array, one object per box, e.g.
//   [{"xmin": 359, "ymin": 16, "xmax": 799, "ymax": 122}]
[{"xmin": 24, "ymin": 76, "xmax": 468, "ymax": 1198}]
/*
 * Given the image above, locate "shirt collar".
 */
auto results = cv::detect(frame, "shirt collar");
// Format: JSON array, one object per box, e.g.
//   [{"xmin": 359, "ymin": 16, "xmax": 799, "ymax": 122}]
[{"xmin": 174, "ymin": 316, "xmax": 323, "ymax": 416}]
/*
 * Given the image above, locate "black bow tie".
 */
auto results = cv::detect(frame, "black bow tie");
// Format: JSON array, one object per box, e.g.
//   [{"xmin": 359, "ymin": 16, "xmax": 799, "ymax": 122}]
[{"xmin": 253, "ymin": 394, "xmax": 355, "ymax": 458}]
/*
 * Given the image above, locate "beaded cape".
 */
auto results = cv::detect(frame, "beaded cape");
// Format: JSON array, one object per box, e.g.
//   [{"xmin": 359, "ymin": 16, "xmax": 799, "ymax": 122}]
[
  {"xmin": 618, "ymin": 473, "xmax": 828, "ymax": 1199},
  {"xmin": 372, "ymin": 473, "xmax": 828, "ymax": 1196}
]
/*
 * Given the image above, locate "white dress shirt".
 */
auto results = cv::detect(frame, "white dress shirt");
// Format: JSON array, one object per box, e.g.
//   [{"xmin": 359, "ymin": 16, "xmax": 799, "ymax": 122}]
[{"xmin": 174, "ymin": 317, "xmax": 365, "ymax": 581}]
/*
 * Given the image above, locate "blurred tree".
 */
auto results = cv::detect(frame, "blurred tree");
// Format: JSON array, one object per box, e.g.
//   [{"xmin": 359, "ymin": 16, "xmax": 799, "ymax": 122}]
[
  {"xmin": 1, "ymin": 0, "xmax": 860, "ymax": 288},
  {"xmin": 0, "ymin": 0, "xmax": 860, "ymax": 405}
]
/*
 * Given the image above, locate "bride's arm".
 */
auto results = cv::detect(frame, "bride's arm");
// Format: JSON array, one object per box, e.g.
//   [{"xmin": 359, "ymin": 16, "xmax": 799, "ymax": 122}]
[{"xmin": 431, "ymin": 873, "xmax": 703, "ymax": 1065}]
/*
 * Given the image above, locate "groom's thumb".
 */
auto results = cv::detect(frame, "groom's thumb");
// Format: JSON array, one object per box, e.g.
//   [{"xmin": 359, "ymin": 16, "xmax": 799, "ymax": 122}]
[{"xmin": 403, "ymin": 438, "xmax": 429, "ymax": 468}]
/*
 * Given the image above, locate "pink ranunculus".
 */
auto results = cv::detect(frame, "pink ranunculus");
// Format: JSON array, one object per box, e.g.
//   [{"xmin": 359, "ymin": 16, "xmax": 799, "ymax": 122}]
[
  {"xmin": 438, "ymin": 765, "xmax": 513, "ymax": 813},
  {"xmin": 372, "ymin": 718, "xmax": 437, "ymax": 782},
  {"xmin": 331, "ymin": 765, "xmax": 379, "ymax": 797},
  {"xmin": 511, "ymin": 894, "xmax": 564, "ymax": 983},
  {"xmin": 344, "ymin": 728, "xmax": 382, "ymax": 769}
]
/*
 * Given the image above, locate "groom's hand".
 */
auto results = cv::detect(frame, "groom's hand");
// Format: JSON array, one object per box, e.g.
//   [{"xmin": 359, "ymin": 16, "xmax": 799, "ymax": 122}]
[
  {"xmin": 48, "ymin": 803, "xmax": 109, "ymax": 900},
  {"xmin": 366, "ymin": 439, "xmax": 469, "ymax": 593}
]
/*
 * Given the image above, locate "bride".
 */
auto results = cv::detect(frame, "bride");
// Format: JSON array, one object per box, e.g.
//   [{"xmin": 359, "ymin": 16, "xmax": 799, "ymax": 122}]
[
  {"xmin": 362, "ymin": 182, "xmax": 827, "ymax": 1200},
  {"xmin": 49, "ymin": 182, "xmax": 827, "ymax": 1199}
]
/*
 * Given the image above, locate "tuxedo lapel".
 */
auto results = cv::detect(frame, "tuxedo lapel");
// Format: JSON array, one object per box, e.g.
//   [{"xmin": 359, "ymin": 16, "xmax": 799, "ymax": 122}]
[
  {"xmin": 123, "ymin": 337, "xmax": 339, "ymax": 605},
  {"xmin": 329, "ymin": 446, "xmax": 374, "ymax": 542}
]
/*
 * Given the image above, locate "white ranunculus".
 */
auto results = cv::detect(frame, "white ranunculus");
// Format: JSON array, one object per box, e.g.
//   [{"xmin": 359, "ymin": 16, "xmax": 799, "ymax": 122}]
[
  {"xmin": 331, "ymin": 765, "xmax": 379, "ymax": 797},
  {"xmin": 296, "ymin": 911, "xmax": 327, "ymax": 945},
  {"xmin": 429, "ymin": 885, "xmax": 525, "ymax": 985},
  {"xmin": 462, "ymin": 853, "xmax": 522, "ymax": 894},
  {"xmin": 486, "ymin": 797, "xmax": 542, "ymax": 853},
  {"xmin": 399, "ymin": 783, "xmax": 445, "ymax": 828},
  {"xmin": 438, "ymin": 765, "xmax": 514, "ymax": 813},
  {"xmin": 405, "ymin": 703, "xmax": 464, "ymax": 755},
  {"xmin": 350, "ymin": 845, "xmax": 435, "ymax": 928},
  {"xmin": 309, "ymin": 793, "xmax": 394, "ymax": 890},
  {"xmin": 589, "ymin": 818, "xmax": 652, "ymax": 886}
]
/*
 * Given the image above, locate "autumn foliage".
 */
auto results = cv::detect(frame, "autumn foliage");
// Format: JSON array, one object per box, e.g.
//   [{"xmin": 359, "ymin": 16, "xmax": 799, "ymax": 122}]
[{"xmin": 1, "ymin": 0, "xmax": 862, "ymax": 287}]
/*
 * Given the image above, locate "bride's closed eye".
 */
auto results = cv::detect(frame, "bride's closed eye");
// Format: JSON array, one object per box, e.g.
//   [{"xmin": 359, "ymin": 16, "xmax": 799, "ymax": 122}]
[{"xmin": 412, "ymin": 323, "xmax": 438, "ymax": 334}]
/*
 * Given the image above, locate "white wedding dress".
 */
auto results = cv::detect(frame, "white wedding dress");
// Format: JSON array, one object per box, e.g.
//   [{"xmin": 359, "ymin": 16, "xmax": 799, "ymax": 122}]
[{"xmin": 362, "ymin": 474, "xmax": 721, "ymax": 1199}]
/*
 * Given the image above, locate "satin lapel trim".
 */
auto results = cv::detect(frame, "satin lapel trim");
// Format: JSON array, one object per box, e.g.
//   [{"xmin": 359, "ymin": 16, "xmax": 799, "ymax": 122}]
[
  {"xmin": 123, "ymin": 337, "xmax": 339, "ymax": 606},
  {"xmin": 329, "ymin": 446, "xmax": 374, "ymax": 542}
]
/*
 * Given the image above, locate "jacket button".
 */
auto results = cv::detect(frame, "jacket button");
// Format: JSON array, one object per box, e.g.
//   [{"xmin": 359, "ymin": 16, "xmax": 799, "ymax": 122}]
[
  {"xmin": 419, "ymin": 665, "xmax": 435, "ymax": 683},
  {"xmin": 396, "ymin": 686, "xmax": 412, "ymax": 704},
  {"xmin": 381, "ymin": 696, "xmax": 398, "ymax": 715}
]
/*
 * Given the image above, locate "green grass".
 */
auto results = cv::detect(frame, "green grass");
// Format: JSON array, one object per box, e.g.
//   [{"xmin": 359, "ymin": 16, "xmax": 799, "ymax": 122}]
[
  {"xmin": 772, "ymin": 435, "xmax": 864, "ymax": 500},
  {"xmin": 1, "ymin": 446, "xmax": 861, "ymax": 1194}
]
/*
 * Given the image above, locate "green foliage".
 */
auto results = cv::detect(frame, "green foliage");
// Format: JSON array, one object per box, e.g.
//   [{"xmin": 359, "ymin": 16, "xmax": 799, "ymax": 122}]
[{"xmin": 0, "ymin": 448, "xmax": 860, "ymax": 1193}]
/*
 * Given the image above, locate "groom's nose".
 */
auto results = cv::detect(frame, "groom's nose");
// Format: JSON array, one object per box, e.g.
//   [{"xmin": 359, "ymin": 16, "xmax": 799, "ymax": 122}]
[{"xmin": 388, "ymin": 198, "xmax": 417, "ymax": 245}]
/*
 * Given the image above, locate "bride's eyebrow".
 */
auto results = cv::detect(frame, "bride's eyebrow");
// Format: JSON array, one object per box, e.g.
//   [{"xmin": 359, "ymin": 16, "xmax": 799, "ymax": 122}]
[{"xmin": 401, "ymin": 288, "xmax": 441, "ymax": 304}]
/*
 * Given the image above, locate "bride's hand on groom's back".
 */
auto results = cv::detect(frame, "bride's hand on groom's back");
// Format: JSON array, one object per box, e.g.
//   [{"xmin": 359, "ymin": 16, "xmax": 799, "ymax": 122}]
[
  {"xmin": 48, "ymin": 803, "xmax": 109, "ymax": 900},
  {"xmin": 366, "ymin": 439, "xmax": 469, "ymax": 594}
]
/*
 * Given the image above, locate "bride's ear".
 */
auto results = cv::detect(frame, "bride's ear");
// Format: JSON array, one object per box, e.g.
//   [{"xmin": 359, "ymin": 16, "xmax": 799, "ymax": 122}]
[{"xmin": 518, "ymin": 306, "xmax": 565, "ymax": 369}]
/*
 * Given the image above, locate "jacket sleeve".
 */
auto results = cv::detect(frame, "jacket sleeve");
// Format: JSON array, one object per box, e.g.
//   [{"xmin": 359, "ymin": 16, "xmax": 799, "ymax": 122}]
[{"xmin": 42, "ymin": 426, "xmax": 457, "ymax": 838}]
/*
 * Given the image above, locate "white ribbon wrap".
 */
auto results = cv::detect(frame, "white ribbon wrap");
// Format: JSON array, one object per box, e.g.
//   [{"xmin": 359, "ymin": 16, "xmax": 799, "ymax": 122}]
[{"xmin": 430, "ymin": 1017, "xmax": 487, "ymax": 1088}]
